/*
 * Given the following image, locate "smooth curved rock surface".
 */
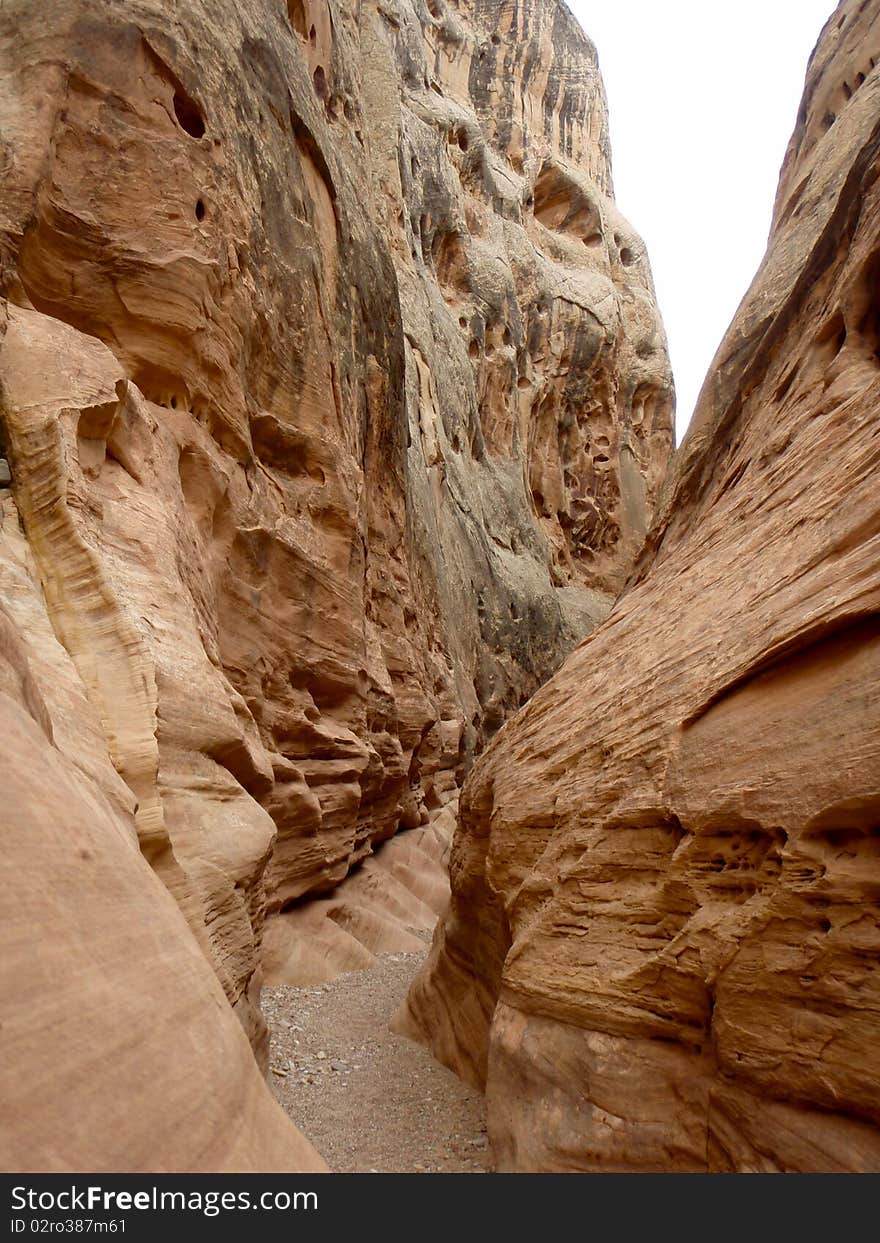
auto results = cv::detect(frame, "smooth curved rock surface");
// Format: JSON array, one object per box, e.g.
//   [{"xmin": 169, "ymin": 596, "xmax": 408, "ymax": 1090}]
[{"xmin": 404, "ymin": 0, "xmax": 880, "ymax": 1173}]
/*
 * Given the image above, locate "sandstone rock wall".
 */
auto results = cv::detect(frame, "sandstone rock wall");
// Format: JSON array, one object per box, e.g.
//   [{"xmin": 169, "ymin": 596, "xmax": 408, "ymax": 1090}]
[
  {"xmin": 0, "ymin": 478, "xmax": 325, "ymax": 1172},
  {"xmin": 0, "ymin": 0, "xmax": 668, "ymax": 1168},
  {"xmin": 404, "ymin": 0, "xmax": 880, "ymax": 1172}
]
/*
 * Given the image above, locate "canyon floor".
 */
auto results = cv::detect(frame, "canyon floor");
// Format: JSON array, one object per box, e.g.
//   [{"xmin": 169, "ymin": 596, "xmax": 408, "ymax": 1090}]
[{"xmin": 263, "ymin": 952, "xmax": 491, "ymax": 1173}]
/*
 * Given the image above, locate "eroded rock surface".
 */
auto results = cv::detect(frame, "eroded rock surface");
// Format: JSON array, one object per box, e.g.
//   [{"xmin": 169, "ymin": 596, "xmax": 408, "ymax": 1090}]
[
  {"xmin": 0, "ymin": 0, "xmax": 668, "ymax": 1169},
  {"xmin": 404, "ymin": 0, "xmax": 880, "ymax": 1172}
]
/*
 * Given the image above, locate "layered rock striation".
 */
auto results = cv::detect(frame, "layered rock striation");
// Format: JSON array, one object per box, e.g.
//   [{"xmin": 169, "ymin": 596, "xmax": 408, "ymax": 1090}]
[
  {"xmin": 0, "ymin": 0, "xmax": 669, "ymax": 1168},
  {"xmin": 0, "ymin": 478, "xmax": 326, "ymax": 1172},
  {"xmin": 404, "ymin": 0, "xmax": 880, "ymax": 1172}
]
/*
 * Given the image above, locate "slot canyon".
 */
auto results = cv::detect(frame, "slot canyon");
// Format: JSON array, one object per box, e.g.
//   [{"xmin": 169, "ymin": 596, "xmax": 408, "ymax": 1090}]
[{"xmin": 0, "ymin": 0, "xmax": 877, "ymax": 1174}]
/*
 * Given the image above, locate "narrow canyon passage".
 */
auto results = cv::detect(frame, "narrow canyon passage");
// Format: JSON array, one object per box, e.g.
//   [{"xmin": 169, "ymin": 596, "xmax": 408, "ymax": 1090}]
[
  {"xmin": 259, "ymin": 802, "xmax": 489, "ymax": 1172},
  {"xmin": 263, "ymin": 953, "xmax": 490, "ymax": 1173},
  {"xmin": 4, "ymin": 0, "xmax": 879, "ymax": 1180}
]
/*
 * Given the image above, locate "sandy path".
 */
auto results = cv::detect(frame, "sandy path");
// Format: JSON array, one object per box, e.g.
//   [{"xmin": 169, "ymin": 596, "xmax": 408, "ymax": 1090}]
[{"xmin": 263, "ymin": 951, "xmax": 490, "ymax": 1173}]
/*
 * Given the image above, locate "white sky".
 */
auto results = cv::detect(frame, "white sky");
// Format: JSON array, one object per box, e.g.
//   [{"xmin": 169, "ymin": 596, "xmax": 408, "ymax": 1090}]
[{"xmin": 568, "ymin": 0, "xmax": 836, "ymax": 440}]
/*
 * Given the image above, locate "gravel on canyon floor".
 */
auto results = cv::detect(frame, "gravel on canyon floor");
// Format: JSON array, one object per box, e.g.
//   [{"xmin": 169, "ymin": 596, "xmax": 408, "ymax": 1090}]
[{"xmin": 262, "ymin": 952, "xmax": 491, "ymax": 1173}]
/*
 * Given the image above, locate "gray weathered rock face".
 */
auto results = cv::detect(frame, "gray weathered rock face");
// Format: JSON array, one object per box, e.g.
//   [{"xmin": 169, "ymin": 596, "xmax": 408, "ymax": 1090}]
[{"xmin": 0, "ymin": 0, "xmax": 670, "ymax": 1169}]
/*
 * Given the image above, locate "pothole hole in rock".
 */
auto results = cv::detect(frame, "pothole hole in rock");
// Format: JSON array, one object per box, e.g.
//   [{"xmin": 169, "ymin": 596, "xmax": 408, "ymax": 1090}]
[
  {"xmin": 533, "ymin": 162, "xmax": 603, "ymax": 245},
  {"xmin": 433, "ymin": 231, "xmax": 470, "ymax": 296},
  {"xmin": 816, "ymin": 310, "xmax": 846, "ymax": 362},
  {"xmin": 775, "ymin": 366, "xmax": 798, "ymax": 401},
  {"xmin": 172, "ymin": 88, "xmax": 205, "ymax": 139},
  {"xmin": 286, "ymin": 0, "xmax": 308, "ymax": 38},
  {"xmin": 851, "ymin": 249, "xmax": 880, "ymax": 363}
]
